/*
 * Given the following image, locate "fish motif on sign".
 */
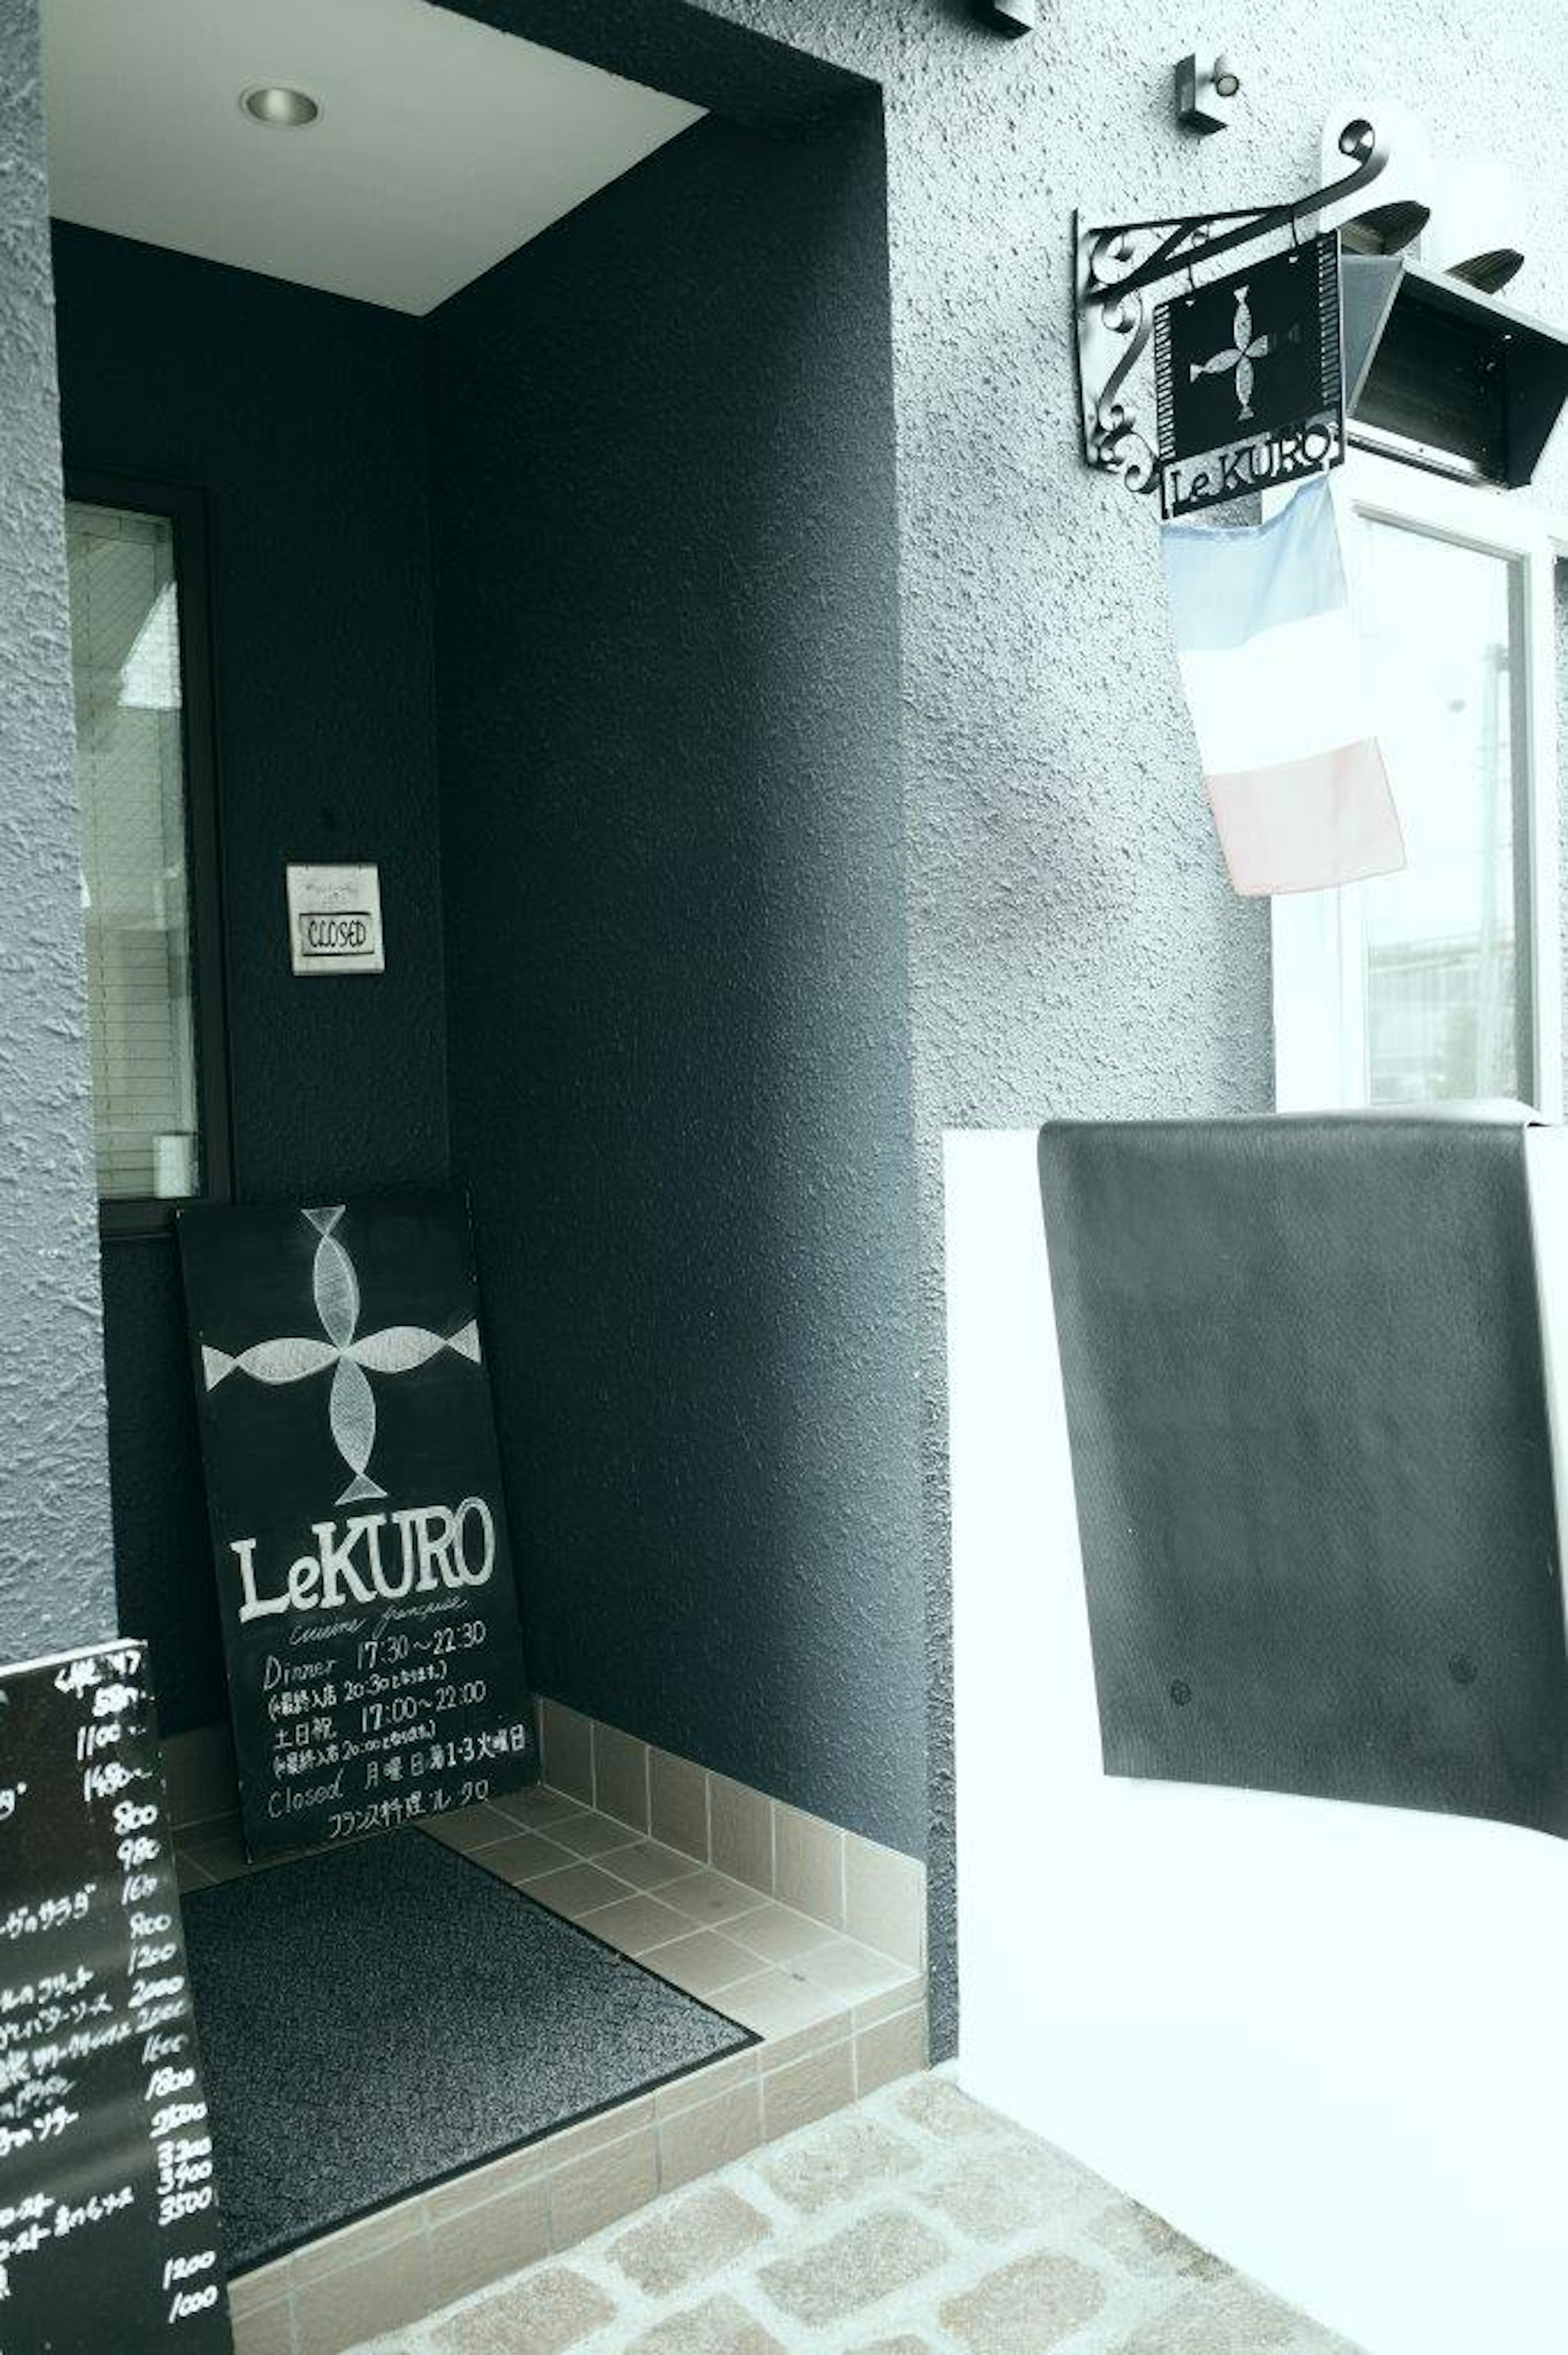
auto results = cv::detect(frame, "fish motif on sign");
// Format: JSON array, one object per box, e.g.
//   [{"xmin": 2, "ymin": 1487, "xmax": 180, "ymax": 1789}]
[
  {"xmin": 1188, "ymin": 283, "xmax": 1301, "ymax": 421},
  {"xmin": 200, "ymin": 1206, "xmax": 481, "ymax": 1503}
]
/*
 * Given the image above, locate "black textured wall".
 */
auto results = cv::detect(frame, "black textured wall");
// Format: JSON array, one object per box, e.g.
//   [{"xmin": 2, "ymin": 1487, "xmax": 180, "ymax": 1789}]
[
  {"xmin": 0, "ymin": 22, "xmax": 117, "ymax": 1661},
  {"xmin": 51, "ymin": 225, "xmax": 449, "ymax": 1732},
  {"xmin": 427, "ymin": 108, "xmax": 927, "ymax": 1854}
]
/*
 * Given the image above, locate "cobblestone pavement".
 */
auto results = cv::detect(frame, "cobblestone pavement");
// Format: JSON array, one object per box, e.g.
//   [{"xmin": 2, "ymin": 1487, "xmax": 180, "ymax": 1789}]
[{"xmin": 347, "ymin": 2071, "xmax": 1362, "ymax": 2355}]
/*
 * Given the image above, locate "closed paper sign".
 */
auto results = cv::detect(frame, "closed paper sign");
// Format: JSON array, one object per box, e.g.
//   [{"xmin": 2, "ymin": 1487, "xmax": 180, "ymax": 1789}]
[{"xmin": 178, "ymin": 1191, "xmax": 535, "ymax": 1860}]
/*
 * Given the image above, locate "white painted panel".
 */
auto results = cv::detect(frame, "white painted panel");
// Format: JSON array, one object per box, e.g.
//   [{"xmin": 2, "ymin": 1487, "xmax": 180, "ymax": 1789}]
[
  {"xmin": 947, "ymin": 1125, "xmax": 1568, "ymax": 2355},
  {"xmin": 43, "ymin": 0, "xmax": 702, "ymax": 316}
]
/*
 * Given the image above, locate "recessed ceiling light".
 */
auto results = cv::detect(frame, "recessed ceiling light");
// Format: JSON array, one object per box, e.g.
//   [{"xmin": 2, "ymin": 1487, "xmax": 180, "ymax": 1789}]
[{"xmin": 239, "ymin": 85, "xmax": 321, "ymax": 129}]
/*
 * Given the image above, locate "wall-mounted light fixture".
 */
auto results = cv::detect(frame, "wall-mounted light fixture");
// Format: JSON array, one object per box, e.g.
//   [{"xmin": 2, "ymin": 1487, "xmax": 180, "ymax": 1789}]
[
  {"xmin": 239, "ymin": 85, "xmax": 322, "ymax": 128},
  {"xmin": 1176, "ymin": 49, "xmax": 1241, "ymax": 134},
  {"xmin": 1325, "ymin": 100, "xmax": 1525, "ymax": 290},
  {"xmin": 979, "ymin": 0, "xmax": 1035, "ymax": 33}
]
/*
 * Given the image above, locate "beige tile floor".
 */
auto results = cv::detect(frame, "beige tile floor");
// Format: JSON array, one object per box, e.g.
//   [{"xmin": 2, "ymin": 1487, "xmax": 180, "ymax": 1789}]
[
  {"xmin": 341, "ymin": 2070, "xmax": 1365, "ymax": 2355},
  {"xmin": 421, "ymin": 1789, "xmax": 918, "ymax": 2034},
  {"xmin": 178, "ymin": 1784, "xmax": 923, "ymax": 2042},
  {"xmin": 187, "ymin": 1785, "xmax": 927, "ymax": 2351}
]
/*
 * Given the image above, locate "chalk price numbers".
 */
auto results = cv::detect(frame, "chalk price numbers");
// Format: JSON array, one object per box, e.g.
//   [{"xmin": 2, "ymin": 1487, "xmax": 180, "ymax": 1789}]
[{"xmin": 0, "ymin": 1641, "xmax": 232, "ymax": 2353}]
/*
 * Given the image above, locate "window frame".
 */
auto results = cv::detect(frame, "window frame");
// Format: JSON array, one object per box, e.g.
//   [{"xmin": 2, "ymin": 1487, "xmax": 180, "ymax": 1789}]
[
  {"xmin": 65, "ymin": 468, "xmax": 232, "ymax": 1238},
  {"xmin": 1270, "ymin": 450, "xmax": 1566, "ymax": 1122}
]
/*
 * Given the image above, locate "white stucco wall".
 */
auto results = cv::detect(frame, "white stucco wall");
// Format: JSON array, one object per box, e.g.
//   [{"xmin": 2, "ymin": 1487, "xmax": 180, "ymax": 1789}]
[{"xmin": 947, "ymin": 1126, "xmax": 1568, "ymax": 2355}]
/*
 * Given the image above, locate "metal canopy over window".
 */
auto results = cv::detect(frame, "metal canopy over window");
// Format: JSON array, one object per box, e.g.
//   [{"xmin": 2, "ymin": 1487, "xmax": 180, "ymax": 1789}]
[{"xmin": 1343, "ymin": 255, "xmax": 1568, "ymax": 486}]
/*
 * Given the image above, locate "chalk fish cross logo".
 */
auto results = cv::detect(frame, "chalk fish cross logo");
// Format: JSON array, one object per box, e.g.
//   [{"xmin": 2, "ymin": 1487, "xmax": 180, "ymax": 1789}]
[
  {"xmin": 201, "ymin": 1206, "xmax": 481, "ymax": 1504},
  {"xmin": 1189, "ymin": 283, "xmax": 1301, "ymax": 422}
]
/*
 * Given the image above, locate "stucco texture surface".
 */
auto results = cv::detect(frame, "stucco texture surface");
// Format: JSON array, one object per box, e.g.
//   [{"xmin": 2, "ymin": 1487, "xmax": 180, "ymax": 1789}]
[
  {"xmin": 429, "ymin": 107, "xmax": 926, "ymax": 1858},
  {"xmin": 0, "ymin": 2, "xmax": 116, "ymax": 1661},
  {"xmin": 446, "ymin": 0, "xmax": 1568, "ymax": 2056}
]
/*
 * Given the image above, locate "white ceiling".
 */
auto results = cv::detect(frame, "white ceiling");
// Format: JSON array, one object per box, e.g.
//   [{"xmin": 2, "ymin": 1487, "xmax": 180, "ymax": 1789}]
[{"xmin": 42, "ymin": 0, "xmax": 703, "ymax": 316}]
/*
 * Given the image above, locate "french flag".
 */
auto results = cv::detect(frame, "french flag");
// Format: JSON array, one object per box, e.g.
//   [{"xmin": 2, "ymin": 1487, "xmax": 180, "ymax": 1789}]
[{"xmin": 1161, "ymin": 477, "xmax": 1405, "ymax": 897}]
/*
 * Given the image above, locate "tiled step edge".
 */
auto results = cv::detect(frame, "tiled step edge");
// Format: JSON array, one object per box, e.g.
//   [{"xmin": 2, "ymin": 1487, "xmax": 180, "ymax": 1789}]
[
  {"xmin": 229, "ymin": 1984, "xmax": 926, "ymax": 2355},
  {"xmin": 535, "ymin": 1697, "xmax": 926, "ymax": 1973}
]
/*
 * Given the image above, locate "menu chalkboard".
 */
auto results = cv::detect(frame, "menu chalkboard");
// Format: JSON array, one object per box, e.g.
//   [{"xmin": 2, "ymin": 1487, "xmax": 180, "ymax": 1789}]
[
  {"xmin": 0, "ymin": 1640, "xmax": 232, "ymax": 2354},
  {"xmin": 178, "ymin": 1191, "xmax": 535, "ymax": 1861}
]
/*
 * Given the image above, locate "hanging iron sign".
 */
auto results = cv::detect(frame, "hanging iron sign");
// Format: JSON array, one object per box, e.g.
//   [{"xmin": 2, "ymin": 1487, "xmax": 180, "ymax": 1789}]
[{"xmin": 1154, "ymin": 232, "xmax": 1344, "ymax": 517}]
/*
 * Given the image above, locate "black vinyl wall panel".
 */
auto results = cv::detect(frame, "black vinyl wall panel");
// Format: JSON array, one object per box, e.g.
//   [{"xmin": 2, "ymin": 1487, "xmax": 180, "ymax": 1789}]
[{"xmin": 1040, "ymin": 1117, "xmax": 1568, "ymax": 1836}]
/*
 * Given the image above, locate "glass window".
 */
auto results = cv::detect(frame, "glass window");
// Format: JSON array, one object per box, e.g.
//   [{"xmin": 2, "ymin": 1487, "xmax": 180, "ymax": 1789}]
[
  {"xmin": 1352, "ymin": 515, "xmax": 1528, "ymax": 1104},
  {"xmin": 65, "ymin": 497, "xmax": 207, "ymax": 1204},
  {"xmin": 1272, "ymin": 457, "xmax": 1560, "ymax": 1120}
]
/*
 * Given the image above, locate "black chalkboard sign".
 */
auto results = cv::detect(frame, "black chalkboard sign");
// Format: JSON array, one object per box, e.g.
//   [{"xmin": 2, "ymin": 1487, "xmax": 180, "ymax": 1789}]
[
  {"xmin": 0, "ymin": 1639, "xmax": 232, "ymax": 2354},
  {"xmin": 178, "ymin": 1191, "xmax": 536, "ymax": 1861}
]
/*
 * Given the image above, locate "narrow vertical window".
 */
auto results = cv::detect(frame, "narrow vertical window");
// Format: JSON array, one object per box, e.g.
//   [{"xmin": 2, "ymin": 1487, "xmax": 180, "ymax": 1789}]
[
  {"xmin": 1272, "ymin": 455, "xmax": 1562, "ymax": 1119},
  {"xmin": 1352, "ymin": 516, "xmax": 1527, "ymax": 1104},
  {"xmin": 64, "ymin": 482, "xmax": 228, "ymax": 1227}
]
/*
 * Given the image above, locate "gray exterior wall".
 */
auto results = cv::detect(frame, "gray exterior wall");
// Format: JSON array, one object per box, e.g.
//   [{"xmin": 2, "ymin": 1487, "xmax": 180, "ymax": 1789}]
[{"xmin": 0, "ymin": 4, "xmax": 116, "ymax": 1663}]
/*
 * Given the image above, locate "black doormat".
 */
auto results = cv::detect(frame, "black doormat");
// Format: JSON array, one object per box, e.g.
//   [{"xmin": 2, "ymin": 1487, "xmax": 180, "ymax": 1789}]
[{"xmin": 180, "ymin": 1829, "xmax": 751, "ymax": 2273}]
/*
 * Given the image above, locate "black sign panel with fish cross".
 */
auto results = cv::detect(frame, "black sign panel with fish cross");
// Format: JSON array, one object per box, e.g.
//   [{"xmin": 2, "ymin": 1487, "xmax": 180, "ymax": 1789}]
[
  {"xmin": 1155, "ymin": 232, "xmax": 1344, "ymax": 517},
  {"xmin": 178, "ymin": 1190, "xmax": 535, "ymax": 1862}
]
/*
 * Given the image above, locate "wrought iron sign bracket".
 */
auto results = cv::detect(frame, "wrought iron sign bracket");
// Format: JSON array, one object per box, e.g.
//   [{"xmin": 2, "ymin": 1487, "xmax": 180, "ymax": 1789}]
[{"xmin": 1076, "ymin": 117, "xmax": 1393, "ymax": 495}]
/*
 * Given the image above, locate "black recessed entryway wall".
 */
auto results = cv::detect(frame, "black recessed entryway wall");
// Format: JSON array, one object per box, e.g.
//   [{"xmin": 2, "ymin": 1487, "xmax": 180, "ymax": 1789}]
[
  {"xmin": 42, "ymin": 63, "xmax": 925, "ymax": 1918},
  {"xmin": 426, "ymin": 100, "xmax": 924, "ymax": 1861},
  {"xmin": 50, "ymin": 223, "xmax": 451, "ymax": 1735}
]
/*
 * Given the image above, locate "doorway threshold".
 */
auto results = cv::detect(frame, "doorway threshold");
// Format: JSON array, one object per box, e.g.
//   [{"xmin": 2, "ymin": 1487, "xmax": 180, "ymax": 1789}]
[{"xmin": 176, "ymin": 1779, "xmax": 925, "ymax": 2355}]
